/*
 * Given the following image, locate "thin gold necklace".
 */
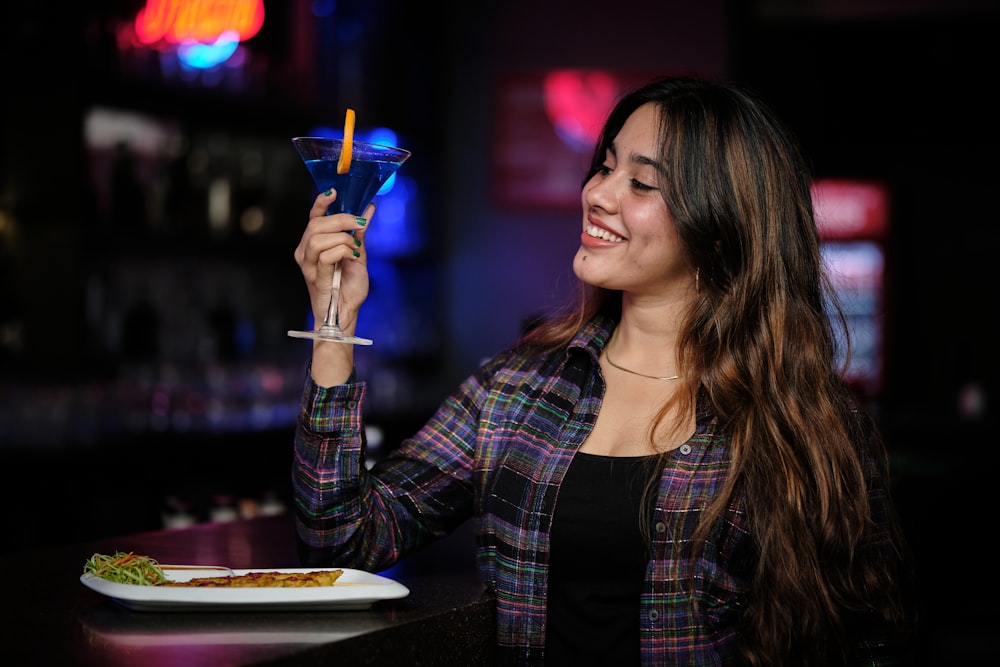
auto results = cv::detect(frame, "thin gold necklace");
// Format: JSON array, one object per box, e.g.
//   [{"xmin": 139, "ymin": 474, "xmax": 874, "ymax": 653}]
[{"xmin": 604, "ymin": 346, "xmax": 681, "ymax": 381}]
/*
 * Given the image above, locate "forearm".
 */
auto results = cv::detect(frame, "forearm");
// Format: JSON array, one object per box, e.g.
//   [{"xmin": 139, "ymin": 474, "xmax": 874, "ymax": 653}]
[
  {"xmin": 292, "ymin": 374, "xmax": 419, "ymax": 571},
  {"xmin": 293, "ymin": 375, "xmax": 370, "ymax": 558},
  {"xmin": 309, "ymin": 339, "xmax": 355, "ymax": 387},
  {"xmin": 293, "ymin": 366, "xmax": 485, "ymax": 569}
]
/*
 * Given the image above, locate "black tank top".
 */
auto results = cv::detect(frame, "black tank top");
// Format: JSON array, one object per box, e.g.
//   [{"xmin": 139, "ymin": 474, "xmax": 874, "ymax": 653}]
[{"xmin": 545, "ymin": 452, "xmax": 657, "ymax": 666}]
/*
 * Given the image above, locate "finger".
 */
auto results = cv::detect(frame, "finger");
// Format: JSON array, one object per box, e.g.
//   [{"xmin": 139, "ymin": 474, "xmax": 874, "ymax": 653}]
[
  {"xmin": 310, "ymin": 190, "xmax": 337, "ymax": 218},
  {"xmin": 297, "ymin": 230, "xmax": 343, "ymax": 276},
  {"xmin": 298, "ymin": 198, "xmax": 372, "ymax": 268},
  {"xmin": 353, "ymin": 202, "xmax": 376, "ymax": 246},
  {"xmin": 317, "ymin": 243, "xmax": 356, "ymax": 267}
]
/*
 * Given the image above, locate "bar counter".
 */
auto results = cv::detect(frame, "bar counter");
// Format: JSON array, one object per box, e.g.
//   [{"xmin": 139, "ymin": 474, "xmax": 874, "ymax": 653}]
[{"xmin": 3, "ymin": 512, "xmax": 495, "ymax": 666}]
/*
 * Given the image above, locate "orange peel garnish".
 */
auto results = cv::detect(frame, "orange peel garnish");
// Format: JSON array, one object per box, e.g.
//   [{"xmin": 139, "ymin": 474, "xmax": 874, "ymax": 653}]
[{"xmin": 336, "ymin": 108, "xmax": 356, "ymax": 174}]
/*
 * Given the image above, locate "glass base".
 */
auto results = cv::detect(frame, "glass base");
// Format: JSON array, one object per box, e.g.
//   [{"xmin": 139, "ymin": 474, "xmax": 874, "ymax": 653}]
[{"xmin": 287, "ymin": 327, "xmax": 373, "ymax": 345}]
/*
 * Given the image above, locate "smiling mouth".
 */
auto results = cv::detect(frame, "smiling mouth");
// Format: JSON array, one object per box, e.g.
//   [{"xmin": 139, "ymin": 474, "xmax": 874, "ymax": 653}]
[{"xmin": 585, "ymin": 224, "xmax": 626, "ymax": 243}]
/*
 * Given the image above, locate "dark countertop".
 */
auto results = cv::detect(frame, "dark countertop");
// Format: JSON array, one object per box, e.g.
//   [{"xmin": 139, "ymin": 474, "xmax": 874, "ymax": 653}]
[{"xmin": 2, "ymin": 512, "xmax": 495, "ymax": 666}]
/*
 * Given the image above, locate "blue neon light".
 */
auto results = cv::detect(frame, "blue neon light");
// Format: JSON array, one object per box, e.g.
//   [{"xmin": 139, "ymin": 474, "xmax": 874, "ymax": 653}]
[{"xmin": 177, "ymin": 30, "xmax": 240, "ymax": 69}]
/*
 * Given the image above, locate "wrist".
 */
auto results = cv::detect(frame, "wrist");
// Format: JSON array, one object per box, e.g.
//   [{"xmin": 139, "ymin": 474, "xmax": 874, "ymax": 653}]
[{"xmin": 310, "ymin": 340, "xmax": 354, "ymax": 387}]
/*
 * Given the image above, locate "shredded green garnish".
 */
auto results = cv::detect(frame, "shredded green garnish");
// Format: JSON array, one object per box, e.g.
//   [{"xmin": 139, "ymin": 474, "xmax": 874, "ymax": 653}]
[{"xmin": 83, "ymin": 551, "xmax": 168, "ymax": 586}]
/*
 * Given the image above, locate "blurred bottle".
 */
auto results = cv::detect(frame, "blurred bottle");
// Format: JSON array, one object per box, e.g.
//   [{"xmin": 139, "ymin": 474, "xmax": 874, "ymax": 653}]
[
  {"xmin": 209, "ymin": 493, "xmax": 239, "ymax": 522},
  {"xmin": 162, "ymin": 495, "xmax": 197, "ymax": 529}
]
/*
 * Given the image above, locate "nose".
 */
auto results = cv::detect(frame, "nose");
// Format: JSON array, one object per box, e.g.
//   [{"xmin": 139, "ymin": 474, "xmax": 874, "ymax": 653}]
[{"xmin": 583, "ymin": 171, "xmax": 617, "ymax": 212}]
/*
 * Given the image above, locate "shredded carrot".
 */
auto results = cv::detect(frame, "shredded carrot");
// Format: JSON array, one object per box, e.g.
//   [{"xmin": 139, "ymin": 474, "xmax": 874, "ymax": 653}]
[{"xmin": 83, "ymin": 551, "xmax": 168, "ymax": 586}]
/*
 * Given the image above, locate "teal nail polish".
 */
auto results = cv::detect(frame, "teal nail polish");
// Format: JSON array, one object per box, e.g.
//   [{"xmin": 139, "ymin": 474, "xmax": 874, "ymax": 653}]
[
  {"xmin": 354, "ymin": 238, "xmax": 362, "ymax": 247},
  {"xmin": 352, "ymin": 249, "xmax": 360, "ymax": 257},
  {"xmin": 323, "ymin": 189, "xmax": 332, "ymax": 196},
  {"xmin": 355, "ymin": 217, "xmax": 367, "ymax": 226}
]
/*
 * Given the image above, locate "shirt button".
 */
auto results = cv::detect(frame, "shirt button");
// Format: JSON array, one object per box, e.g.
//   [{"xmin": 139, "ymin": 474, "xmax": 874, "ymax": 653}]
[
  {"xmin": 679, "ymin": 444, "xmax": 692, "ymax": 455},
  {"xmin": 648, "ymin": 610, "xmax": 660, "ymax": 622},
  {"xmin": 655, "ymin": 522, "xmax": 666, "ymax": 534},
  {"xmin": 347, "ymin": 400, "xmax": 358, "ymax": 410}
]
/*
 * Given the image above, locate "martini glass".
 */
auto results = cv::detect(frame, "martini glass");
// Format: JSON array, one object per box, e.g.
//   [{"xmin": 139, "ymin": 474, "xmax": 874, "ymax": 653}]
[{"xmin": 288, "ymin": 136, "xmax": 411, "ymax": 344}]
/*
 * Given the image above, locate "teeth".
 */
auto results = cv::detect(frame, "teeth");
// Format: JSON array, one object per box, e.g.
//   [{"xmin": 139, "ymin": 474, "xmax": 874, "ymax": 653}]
[{"xmin": 586, "ymin": 225, "xmax": 625, "ymax": 243}]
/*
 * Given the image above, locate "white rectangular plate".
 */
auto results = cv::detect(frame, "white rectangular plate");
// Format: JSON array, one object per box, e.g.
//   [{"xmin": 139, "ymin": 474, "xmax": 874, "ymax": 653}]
[{"xmin": 80, "ymin": 567, "xmax": 410, "ymax": 612}]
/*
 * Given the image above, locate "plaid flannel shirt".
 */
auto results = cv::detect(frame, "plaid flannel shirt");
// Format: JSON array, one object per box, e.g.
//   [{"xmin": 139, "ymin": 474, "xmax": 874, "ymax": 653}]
[{"xmin": 293, "ymin": 314, "xmax": 905, "ymax": 666}]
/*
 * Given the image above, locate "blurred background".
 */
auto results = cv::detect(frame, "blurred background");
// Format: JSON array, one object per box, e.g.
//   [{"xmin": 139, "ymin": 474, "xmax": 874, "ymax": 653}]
[{"xmin": 1, "ymin": 0, "xmax": 996, "ymax": 662}]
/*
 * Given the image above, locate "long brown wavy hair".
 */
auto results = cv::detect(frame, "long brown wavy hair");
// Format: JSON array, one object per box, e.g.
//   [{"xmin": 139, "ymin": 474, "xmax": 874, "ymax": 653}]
[{"xmin": 519, "ymin": 76, "xmax": 913, "ymax": 665}]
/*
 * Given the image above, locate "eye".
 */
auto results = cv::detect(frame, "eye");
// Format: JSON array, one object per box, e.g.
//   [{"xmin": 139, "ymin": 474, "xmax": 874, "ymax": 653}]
[
  {"xmin": 631, "ymin": 178, "xmax": 656, "ymax": 192},
  {"xmin": 597, "ymin": 164, "xmax": 613, "ymax": 176}
]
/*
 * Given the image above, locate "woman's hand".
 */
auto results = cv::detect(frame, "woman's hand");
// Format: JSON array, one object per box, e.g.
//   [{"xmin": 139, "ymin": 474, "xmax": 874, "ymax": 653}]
[{"xmin": 293, "ymin": 190, "xmax": 375, "ymax": 386}]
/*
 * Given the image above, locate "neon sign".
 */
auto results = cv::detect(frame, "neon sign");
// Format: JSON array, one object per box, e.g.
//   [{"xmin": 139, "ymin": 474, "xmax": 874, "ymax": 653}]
[
  {"xmin": 812, "ymin": 179, "xmax": 889, "ymax": 241},
  {"xmin": 134, "ymin": 0, "xmax": 265, "ymax": 46}
]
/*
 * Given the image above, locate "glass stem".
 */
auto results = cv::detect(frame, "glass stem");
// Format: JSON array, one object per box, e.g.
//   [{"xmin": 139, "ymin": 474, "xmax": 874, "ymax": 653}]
[{"xmin": 321, "ymin": 262, "xmax": 343, "ymax": 330}]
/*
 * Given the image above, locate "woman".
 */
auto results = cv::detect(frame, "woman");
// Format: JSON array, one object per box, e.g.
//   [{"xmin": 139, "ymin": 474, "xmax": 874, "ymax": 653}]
[{"xmin": 291, "ymin": 76, "xmax": 914, "ymax": 666}]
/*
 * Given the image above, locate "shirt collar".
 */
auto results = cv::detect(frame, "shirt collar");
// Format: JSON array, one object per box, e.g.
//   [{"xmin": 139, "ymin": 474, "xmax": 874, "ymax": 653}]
[{"xmin": 566, "ymin": 313, "xmax": 616, "ymax": 363}]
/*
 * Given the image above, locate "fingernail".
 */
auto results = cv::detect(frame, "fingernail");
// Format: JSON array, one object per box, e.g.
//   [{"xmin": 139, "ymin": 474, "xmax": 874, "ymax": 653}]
[
  {"xmin": 352, "ymin": 249, "xmax": 360, "ymax": 257},
  {"xmin": 323, "ymin": 189, "xmax": 332, "ymax": 196},
  {"xmin": 354, "ymin": 237, "xmax": 362, "ymax": 247},
  {"xmin": 355, "ymin": 217, "xmax": 367, "ymax": 226}
]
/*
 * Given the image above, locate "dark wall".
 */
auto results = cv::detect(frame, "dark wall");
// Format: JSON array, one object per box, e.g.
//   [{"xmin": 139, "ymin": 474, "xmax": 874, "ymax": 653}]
[
  {"xmin": 5, "ymin": 3, "xmax": 993, "ymax": 427},
  {"xmin": 1, "ymin": 1, "xmax": 997, "ymax": 662},
  {"xmin": 731, "ymin": 13, "xmax": 999, "ymax": 432}
]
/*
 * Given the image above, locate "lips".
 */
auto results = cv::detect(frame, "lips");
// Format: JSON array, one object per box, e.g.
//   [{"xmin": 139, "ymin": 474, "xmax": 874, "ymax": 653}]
[{"xmin": 580, "ymin": 224, "xmax": 627, "ymax": 249}]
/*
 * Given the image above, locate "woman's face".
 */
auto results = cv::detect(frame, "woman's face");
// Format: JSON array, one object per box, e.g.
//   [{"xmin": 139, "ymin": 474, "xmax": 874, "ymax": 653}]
[{"xmin": 573, "ymin": 103, "xmax": 695, "ymax": 299}]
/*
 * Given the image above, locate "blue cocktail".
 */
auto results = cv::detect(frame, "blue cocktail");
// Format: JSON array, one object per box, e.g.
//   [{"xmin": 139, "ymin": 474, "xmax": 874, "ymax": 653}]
[{"xmin": 288, "ymin": 136, "xmax": 411, "ymax": 344}]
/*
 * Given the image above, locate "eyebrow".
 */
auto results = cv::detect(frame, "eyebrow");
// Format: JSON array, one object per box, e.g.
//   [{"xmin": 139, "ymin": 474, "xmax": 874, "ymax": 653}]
[
  {"xmin": 608, "ymin": 142, "xmax": 659, "ymax": 170},
  {"xmin": 632, "ymin": 154, "xmax": 660, "ymax": 169}
]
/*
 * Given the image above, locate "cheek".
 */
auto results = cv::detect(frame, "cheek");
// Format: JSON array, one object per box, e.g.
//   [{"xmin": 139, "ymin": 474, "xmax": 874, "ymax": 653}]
[
  {"xmin": 628, "ymin": 208, "xmax": 687, "ymax": 261},
  {"xmin": 625, "ymin": 204, "xmax": 669, "ymax": 241},
  {"xmin": 628, "ymin": 194, "xmax": 677, "ymax": 234}
]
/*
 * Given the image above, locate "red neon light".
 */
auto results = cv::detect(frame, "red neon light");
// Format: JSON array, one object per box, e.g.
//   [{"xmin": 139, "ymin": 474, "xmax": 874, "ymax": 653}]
[
  {"xmin": 134, "ymin": 0, "xmax": 265, "ymax": 45},
  {"xmin": 543, "ymin": 70, "xmax": 620, "ymax": 151},
  {"xmin": 811, "ymin": 179, "xmax": 889, "ymax": 240}
]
